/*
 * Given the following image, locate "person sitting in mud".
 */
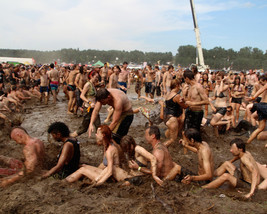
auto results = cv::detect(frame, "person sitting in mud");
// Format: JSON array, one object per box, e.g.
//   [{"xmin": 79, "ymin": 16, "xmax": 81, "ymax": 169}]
[
  {"xmin": 183, "ymin": 69, "xmax": 209, "ymax": 131},
  {"xmin": 88, "ymin": 88, "xmax": 133, "ymax": 145},
  {"xmin": 121, "ymin": 135, "xmax": 182, "ymax": 185},
  {"xmin": 43, "ymin": 122, "xmax": 80, "ymax": 179},
  {"xmin": 71, "ymin": 70, "xmax": 100, "ymax": 138},
  {"xmin": 16, "ymin": 85, "xmax": 31, "ymax": 101},
  {"xmin": 0, "ymin": 127, "xmax": 45, "ymax": 187},
  {"xmin": 66, "ymin": 125, "xmax": 129, "ymax": 185},
  {"xmin": 144, "ymin": 125, "xmax": 182, "ymax": 181},
  {"xmin": 179, "ymin": 128, "xmax": 214, "ymax": 185},
  {"xmin": 203, "ymin": 138, "xmax": 263, "ymax": 198},
  {"xmin": 120, "ymin": 135, "xmax": 163, "ymax": 186}
]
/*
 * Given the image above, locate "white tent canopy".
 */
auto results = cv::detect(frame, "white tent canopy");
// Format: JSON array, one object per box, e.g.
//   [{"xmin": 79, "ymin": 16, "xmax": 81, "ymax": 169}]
[{"xmin": 0, "ymin": 57, "xmax": 36, "ymax": 65}]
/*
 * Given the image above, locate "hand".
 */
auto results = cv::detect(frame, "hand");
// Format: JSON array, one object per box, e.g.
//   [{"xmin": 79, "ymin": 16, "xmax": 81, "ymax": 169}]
[
  {"xmin": 128, "ymin": 160, "xmax": 139, "ymax": 170},
  {"xmin": 158, "ymin": 100, "xmax": 164, "ymax": 106},
  {"xmin": 0, "ymin": 179, "xmax": 9, "ymax": 188},
  {"xmin": 153, "ymin": 175, "xmax": 164, "ymax": 186},
  {"xmin": 244, "ymin": 192, "xmax": 253, "ymax": 199},
  {"xmin": 179, "ymin": 139, "xmax": 186, "ymax": 146},
  {"xmin": 88, "ymin": 124, "xmax": 95, "ymax": 138},
  {"xmin": 182, "ymin": 175, "xmax": 193, "ymax": 184},
  {"xmin": 42, "ymin": 170, "xmax": 50, "ymax": 178}
]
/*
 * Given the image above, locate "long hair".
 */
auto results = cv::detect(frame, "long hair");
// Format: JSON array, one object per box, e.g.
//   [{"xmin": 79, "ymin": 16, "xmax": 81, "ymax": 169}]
[
  {"xmin": 120, "ymin": 135, "xmax": 136, "ymax": 160},
  {"xmin": 98, "ymin": 125, "xmax": 112, "ymax": 150}
]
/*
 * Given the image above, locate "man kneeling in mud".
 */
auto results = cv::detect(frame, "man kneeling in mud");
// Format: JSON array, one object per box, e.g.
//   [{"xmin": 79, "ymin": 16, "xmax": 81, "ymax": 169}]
[
  {"xmin": 180, "ymin": 128, "xmax": 214, "ymax": 185},
  {"xmin": 0, "ymin": 127, "xmax": 45, "ymax": 187},
  {"xmin": 203, "ymin": 138, "xmax": 267, "ymax": 198}
]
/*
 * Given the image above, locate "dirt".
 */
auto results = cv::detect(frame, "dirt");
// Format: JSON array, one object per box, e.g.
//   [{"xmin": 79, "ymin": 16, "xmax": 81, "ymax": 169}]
[{"xmin": 0, "ymin": 88, "xmax": 266, "ymax": 214}]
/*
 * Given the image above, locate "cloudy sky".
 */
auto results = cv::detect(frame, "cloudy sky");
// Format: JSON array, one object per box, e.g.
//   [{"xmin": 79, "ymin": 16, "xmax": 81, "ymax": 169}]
[{"xmin": 0, "ymin": 0, "xmax": 266, "ymax": 54}]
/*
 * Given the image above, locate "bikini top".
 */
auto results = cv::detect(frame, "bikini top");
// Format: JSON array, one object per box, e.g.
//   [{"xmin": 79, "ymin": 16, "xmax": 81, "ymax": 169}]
[{"xmin": 215, "ymin": 90, "xmax": 226, "ymax": 98}]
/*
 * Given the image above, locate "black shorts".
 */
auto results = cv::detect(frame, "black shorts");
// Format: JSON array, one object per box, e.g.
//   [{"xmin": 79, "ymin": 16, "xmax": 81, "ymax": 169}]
[
  {"xmin": 215, "ymin": 107, "xmax": 227, "ymax": 116},
  {"xmin": 231, "ymin": 97, "xmax": 242, "ymax": 104},
  {"xmin": 145, "ymin": 82, "xmax": 152, "ymax": 94},
  {"xmin": 184, "ymin": 109, "xmax": 204, "ymax": 131},
  {"xmin": 112, "ymin": 114, "xmax": 134, "ymax": 144},
  {"xmin": 256, "ymin": 102, "xmax": 267, "ymax": 121}
]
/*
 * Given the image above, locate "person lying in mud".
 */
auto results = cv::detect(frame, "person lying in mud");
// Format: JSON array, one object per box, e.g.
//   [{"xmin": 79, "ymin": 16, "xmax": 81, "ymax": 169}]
[
  {"xmin": 179, "ymin": 128, "xmax": 214, "ymax": 185},
  {"xmin": 144, "ymin": 125, "xmax": 182, "ymax": 182},
  {"xmin": 88, "ymin": 88, "xmax": 133, "ymax": 144},
  {"xmin": 203, "ymin": 138, "xmax": 263, "ymax": 198},
  {"xmin": 0, "ymin": 127, "xmax": 45, "ymax": 187},
  {"xmin": 66, "ymin": 125, "xmax": 130, "ymax": 185},
  {"xmin": 43, "ymin": 122, "xmax": 80, "ymax": 179},
  {"xmin": 132, "ymin": 95, "xmax": 165, "ymax": 127}
]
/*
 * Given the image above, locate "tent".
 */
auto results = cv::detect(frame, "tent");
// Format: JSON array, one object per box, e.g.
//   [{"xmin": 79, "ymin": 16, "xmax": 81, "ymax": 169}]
[{"xmin": 92, "ymin": 60, "xmax": 104, "ymax": 67}]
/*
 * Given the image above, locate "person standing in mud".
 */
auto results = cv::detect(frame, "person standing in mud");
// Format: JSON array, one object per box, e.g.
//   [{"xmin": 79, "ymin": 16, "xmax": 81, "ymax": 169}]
[
  {"xmin": 183, "ymin": 69, "xmax": 209, "ymax": 131},
  {"xmin": 144, "ymin": 64, "xmax": 155, "ymax": 99},
  {"xmin": 118, "ymin": 62, "xmax": 130, "ymax": 94},
  {"xmin": 180, "ymin": 128, "xmax": 214, "ymax": 185},
  {"xmin": 74, "ymin": 65, "xmax": 87, "ymax": 115},
  {"xmin": 70, "ymin": 70, "xmax": 101, "ymax": 137},
  {"xmin": 100, "ymin": 62, "xmax": 108, "ymax": 86},
  {"xmin": 162, "ymin": 65, "xmax": 173, "ymax": 95},
  {"xmin": 88, "ymin": 88, "xmax": 133, "ymax": 144},
  {"xmin": 43, "ymin": 122, "xmax": 80, "ymax": 179},
  {"xmin": 38, "ymin": 65, "xmax": 49, "ymax": 104},
  {"xmin": 48, "ymin": 63, "xmax": 60, "ymax": 104},
  {"xmin": 0, "ymin": 127, "xmax": 45, "ymax": 187},
  {"xmin": 203, "ymin": 138, "xmax": 261, "ymax": 199},
  {"xmin": 67, "ymin": 65, "xmax": 80, "ymax": 114}
]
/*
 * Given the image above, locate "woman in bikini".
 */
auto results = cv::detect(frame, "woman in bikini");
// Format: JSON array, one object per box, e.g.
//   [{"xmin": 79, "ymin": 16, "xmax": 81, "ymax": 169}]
[
  {"xmin": 163, "ymin": 79, "xmax": 187, "ymax": 147},
  {"xmin": 66, "ymin": 125, "xmax": 129, "ymax": 186},
  {"xmin": 230, "ymin": 76, "xmax": 245, "ymax": 123}
]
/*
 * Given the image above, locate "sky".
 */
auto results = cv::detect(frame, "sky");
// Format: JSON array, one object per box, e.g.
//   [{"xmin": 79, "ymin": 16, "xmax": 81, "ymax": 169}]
[{"xmin": 0, "ymin": 0, "xmax": 267, "ymax": 54}]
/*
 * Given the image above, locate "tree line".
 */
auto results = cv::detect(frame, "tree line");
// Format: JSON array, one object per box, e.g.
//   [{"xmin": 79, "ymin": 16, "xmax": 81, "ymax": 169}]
[{"xmin": 0, "ymin": 46, "xmax": 266, "ymax": 70}]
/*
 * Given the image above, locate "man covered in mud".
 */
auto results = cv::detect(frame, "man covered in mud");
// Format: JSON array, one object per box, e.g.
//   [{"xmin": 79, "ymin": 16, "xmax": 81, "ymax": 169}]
[
  {"xmin": 0, "ymin": 127, "xmax": 45, "ymax": 187},
  {"xmin": 43, "ymin": 122, "xmax": 80, "ymax": 179},
  {"xmin": 118, "ymin": 62, "xmax": 130, "ymax": 93},
  {"xmin": 183, "ymin": 69, "xmax": 209, "ymax": 131},
  {"xmin": 144, "ymin": 126, "xmax": 181, "ymax": 181},
  {"xmin": 88, "ymin": 88, "xmax": 133, "ymax": 144},
  {"xmin": 203, "ymin": 138, "xmax": 263, "ymax": 198},
  {"xmin": 48, "ymin": 63, "xmax": 60, "ymax": 104},
  {"xmin": 180, "ymin": 128, "xmax": 214, "ymax": 185}
]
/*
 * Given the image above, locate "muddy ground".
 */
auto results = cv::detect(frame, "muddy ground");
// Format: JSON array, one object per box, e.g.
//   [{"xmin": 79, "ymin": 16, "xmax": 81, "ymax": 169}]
[{"xmin": 0, "ymin": 87, "xmax": 266, "ymax": 214}]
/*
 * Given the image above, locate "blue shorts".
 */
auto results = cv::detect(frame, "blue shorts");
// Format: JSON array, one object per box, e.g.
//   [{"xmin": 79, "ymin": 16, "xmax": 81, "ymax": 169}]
[
  {"xmin": 118, "ymin": 82, "xmax": 127, "ymax": 94},
  {"xmin": 40, "ymin": 86, "xmax": 49, "ymax": 93},
  {"xmin": 50, "ymin": 84, "xmax": 58, "ymax": 91}
]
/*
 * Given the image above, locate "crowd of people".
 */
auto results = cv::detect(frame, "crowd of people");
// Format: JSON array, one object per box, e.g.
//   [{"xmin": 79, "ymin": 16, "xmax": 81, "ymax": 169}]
[{"xmin": 0, "ymin": 61, "xmax": 266, "ymax": 199}]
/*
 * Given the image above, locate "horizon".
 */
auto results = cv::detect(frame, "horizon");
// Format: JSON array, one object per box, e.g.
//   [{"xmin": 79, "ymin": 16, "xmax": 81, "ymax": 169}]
[{"xmin": 1, "ymin": 0, "xmax": 267, "ymax": 54}]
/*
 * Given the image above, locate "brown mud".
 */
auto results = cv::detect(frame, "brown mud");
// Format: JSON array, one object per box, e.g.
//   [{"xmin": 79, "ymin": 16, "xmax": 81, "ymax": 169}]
[{"xmin": 0, "ymin": 88, "xmax": 266, "ymax": 214}]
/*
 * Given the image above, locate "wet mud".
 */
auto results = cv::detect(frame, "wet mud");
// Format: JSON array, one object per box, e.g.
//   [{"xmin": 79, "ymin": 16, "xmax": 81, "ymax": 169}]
[{"xmin": 0, "ymin": 88, "xmax": 266, "ymax": 214}]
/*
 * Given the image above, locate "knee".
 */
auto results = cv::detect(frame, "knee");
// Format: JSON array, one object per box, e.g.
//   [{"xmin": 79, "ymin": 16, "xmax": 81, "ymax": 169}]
[{"xmin": 221, "ymin": 173, "xmax": 231, "ymax": 181}]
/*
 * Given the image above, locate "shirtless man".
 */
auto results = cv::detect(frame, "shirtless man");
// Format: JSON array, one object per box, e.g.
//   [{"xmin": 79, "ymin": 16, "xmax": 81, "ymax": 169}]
[
  {"xmin": 180, "ymin": 128, "xmax": 214, "ymax": 184},
  {"xmin": 88, "ymin": 88, "xmax": 133, "ymax": 144},
  {"xmin": 100, "ymin": 63, "xmax": 108, "ymax": 86},
  {"xmin": 246, "ymin": 69, "xmax": 258, "ymax": 96},
  {"xmin": 203, "ymin": 138, "xmax": 261, "ymax": 198},
  {"xmin": 16, "ymin": 85, "xmax": 31, "ymax": 101},
  {"xmin": 145, "ymin": 125, "xmax": 181, "ymax": 180},
  {"xmin": 108, "ymin": 65, "xmax": 125, "ymax": 90},
  {"xmin": 74, "ymin": 66, "xmax": 87, "ymax": 114},
  {"xmin": 144, "ymin": 64, "xmax": 155, "ymax": 99},
  {"xmin": 48, "ymin": 63, "xmax": 60, "ymax": 104},
  {"xmin": 184, "ymin": 69, "xmax": 209, "ymax": 131},
  {"xmin": 0, "ymin": 127, "xmax": 45, "ymax": 187},
  {"xmin": 162, "ymin": 65, "xmax": 173, "ymax": 95},
  {"xmin": 118, "ymin": 62, "xmax": 130, "ymax": 94},
  {"xmin": 39, "ymin": 65, "xmax": 49, "ymax": 104},
  {"xmin": 67, "ymin": 65, "xmax": 80, "ymax": 114},
  {"xmin": 247, "ymin": 80, "xmax": 267, "ymax": 144}
]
